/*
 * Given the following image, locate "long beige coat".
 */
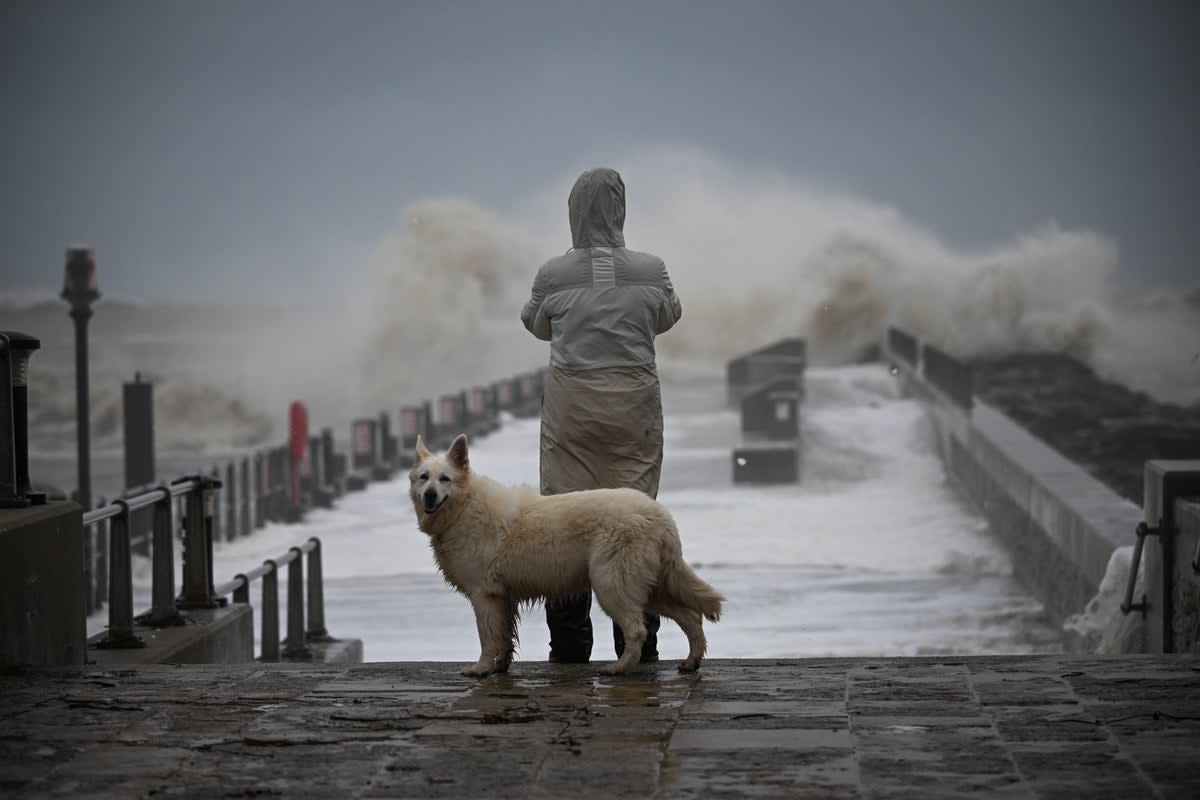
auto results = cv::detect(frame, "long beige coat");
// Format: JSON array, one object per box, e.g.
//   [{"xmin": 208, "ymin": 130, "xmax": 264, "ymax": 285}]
[{"xmin": 520, "ymin": 168, "xmax": 682, "ymax": 497}]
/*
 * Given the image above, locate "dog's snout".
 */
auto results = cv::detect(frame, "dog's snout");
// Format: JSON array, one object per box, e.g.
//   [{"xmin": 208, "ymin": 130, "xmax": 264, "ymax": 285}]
[{"xmin": 423, "ymin": 488, "xmax": 439, "ymax": 505}]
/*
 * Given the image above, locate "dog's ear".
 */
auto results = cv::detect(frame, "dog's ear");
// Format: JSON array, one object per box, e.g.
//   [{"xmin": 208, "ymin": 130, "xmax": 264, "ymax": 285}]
[
  {"xmin": 415, "ymin": 435, "xmax": 432, "ymax": 462},
  {"xmin": 447, "ymin": 434, "xmax": 469, "ymax": 471}
]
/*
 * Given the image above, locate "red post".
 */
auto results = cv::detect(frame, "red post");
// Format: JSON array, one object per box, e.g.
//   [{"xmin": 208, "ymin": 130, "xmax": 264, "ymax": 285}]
[{"xmin": 289, "ymin": 402, "xmax": 309, "ymax": 510}]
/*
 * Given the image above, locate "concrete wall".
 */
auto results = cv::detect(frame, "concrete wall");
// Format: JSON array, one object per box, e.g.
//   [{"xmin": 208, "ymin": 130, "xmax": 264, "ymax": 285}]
[
  {"xmin": 1173, "ymin": 499, "xmax": 1200, "ymax": 653},
  {"xmin": 0, "ymin": 501, "xmax": 86, "ymax": 666},
  {"xmin": 891, "ymin": 357, "xmax": 1142, "ymax": 648},
  {"xmin": 89, "ymin": 604, "xmax": 254, "ymax": 666}
]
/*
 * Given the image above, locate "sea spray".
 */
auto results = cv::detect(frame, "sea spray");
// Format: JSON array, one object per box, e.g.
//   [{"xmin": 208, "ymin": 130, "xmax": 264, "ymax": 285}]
[{"xmin": 13, "ymin": 147, "xmax": 1199, "ymax": 452}]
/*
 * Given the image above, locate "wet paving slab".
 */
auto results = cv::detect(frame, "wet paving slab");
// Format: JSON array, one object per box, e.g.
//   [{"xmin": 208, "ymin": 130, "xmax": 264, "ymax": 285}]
[{"xmin": 2, "ymin": 655, "xmax": 1199, "ymax": 798}]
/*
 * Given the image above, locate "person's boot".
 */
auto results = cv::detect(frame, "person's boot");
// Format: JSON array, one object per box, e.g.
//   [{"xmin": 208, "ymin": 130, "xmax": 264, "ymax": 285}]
[
  {"xmin": 613, "ymin": 612, "xmax": 660, "ymax": 663},
  {"xmin": 546, "ymin": 593, "xmax": 593, "ymax": 663}
]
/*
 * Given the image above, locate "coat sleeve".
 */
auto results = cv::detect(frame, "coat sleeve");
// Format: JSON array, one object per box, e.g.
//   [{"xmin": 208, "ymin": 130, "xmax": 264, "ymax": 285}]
[
  {"xmin": 654, "ymin": 261, "xmax": 683, "ymax": 334},
  {"xmin": 521, "ymin": 267, "xmax": 552, "ymax": 341}
]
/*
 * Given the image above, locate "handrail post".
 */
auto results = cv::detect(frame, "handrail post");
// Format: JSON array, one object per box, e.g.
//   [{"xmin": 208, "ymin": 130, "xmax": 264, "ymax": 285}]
[
  {"xmin": 232, "ymin": 574, "xmax": 250, "ymax": 604},
  {"xmin": 262, "ymin": 560, "xmax": 279, "ymax": 661},
  {"xmin": 284, "ymin": 546, "xmax": 311, "ymax": 658},
  {"xmin": 137, "ymin": 487, "xmax": 186, "ymax": 627},
  {"xmin": 177, "ymin": 475, "xmax": 223, "ymax": 609},
  {"xmin": 95, "ymin": 497, "xmax": 108, "ymax": 611},
  {"xmin": 82, "ymin": 523, "xmax": 95, "ymax": 614},
  {"xmin": 306, "ymin": 538, "xmax": 330, "ymax": 641},
  {"xmin": 94, "ymin": 500, "xmax": 144, "ymax": 649}
]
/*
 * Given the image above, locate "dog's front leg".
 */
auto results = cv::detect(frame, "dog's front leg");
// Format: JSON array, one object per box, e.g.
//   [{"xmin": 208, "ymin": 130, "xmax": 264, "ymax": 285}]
[{"xmin": 463, "ymin": 591, "xmax": 508, "ymax": 677}]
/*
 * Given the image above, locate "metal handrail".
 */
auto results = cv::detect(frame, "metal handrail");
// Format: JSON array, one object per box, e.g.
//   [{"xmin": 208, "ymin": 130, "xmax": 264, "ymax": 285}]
[
  {"xmin": 84, "ymin": 475, "xmax": 219, "ymax": 648},
  {"xmin": 217, "ymin": 537, "xmax": 327, "ymax": 660},
  {"xmin": 82, "ymin": 471, "xmax": 329, "ymax": 661}
]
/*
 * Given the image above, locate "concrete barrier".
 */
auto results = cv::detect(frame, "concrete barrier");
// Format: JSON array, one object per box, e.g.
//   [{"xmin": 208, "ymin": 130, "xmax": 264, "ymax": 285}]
[
  {"xmin": 89, "ymin": 604, "xmax": 253, "ymax": 665},
  {"xmin": 1141, "ymin": 461, "xmax": 1200, "ymax": 653},
  {"xmin": 887, "ymin": 339, "xmax": 1143, "ymax": 649},
  {"xmin": 1173, "ymin": 498, "xmax": 1200, "ymax": 652},
  {"xmin": 1, "ymin": 501, "xmax": 86, "ymax": 666}
]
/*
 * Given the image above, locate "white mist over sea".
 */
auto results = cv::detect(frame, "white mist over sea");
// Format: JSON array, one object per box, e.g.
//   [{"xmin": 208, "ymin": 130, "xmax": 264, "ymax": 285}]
[{"xmin": 11, "ymin": 146, "xmax": 1197, "ymax": 473}]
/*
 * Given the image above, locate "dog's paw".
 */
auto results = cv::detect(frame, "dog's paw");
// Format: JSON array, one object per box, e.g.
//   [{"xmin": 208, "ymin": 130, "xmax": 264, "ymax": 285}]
[
  {"xmin": 677, "ymin": 658, "xmax": 701, "ymax": 673},
  {"xmin": 598, "ymin": 661, "xmax": 631, "ymax": 676},
  {"xmin": 461, "ymin": 664, "xmax": 492, "ymax": 677}
]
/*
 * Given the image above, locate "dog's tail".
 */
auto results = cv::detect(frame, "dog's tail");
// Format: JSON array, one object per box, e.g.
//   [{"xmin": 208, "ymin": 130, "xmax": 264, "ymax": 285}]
[{"xmin": 663, "ymin": 557, "xmax": 724, "ymax": 623}]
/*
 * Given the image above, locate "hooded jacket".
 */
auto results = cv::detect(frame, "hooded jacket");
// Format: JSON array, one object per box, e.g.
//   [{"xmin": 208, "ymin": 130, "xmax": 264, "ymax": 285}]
[{"xmin": 521, "ymin": 168, "xmax": 682, "ymax": 497}]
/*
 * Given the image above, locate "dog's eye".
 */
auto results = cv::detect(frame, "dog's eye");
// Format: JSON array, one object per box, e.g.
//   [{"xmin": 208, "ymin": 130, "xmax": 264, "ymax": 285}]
[
  {"xmin": 418, "ymin": 472, "xmax": 429, "ymax": 481},
  {"xmin": 439, "ymin": 475, "xmax": 451, "ymax": 483}
]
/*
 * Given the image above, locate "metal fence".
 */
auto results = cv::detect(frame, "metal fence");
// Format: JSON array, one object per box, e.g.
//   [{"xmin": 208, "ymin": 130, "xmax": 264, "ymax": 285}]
[{"xmin": 84, "ymin": 476, "xmax": 330, "ymax": 661}]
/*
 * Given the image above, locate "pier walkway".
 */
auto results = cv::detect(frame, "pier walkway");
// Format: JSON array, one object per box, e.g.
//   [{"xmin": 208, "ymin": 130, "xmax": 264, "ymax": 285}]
[{"xmin": 3, "ymin": 655, "xmax": 1198, "ymax": 798}]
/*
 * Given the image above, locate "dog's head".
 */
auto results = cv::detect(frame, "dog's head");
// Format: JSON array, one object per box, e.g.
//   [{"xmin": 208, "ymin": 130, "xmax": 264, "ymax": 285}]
[{"xmin": 409, "ymin": 433, "xmax": 470, "ymax": 531}]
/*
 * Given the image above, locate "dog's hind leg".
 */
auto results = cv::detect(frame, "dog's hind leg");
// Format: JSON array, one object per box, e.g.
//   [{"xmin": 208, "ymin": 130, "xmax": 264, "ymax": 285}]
[
  {"xmin": 652, "ymin": 602, "xmax": 707, "ymax": 672},
  {"xmin": 594, "ymin": 587, "xmax": 648, "ymax": 675},
  {"xmin": 463, "ymin": 592, "xmax": 510, "ymax": 677}
]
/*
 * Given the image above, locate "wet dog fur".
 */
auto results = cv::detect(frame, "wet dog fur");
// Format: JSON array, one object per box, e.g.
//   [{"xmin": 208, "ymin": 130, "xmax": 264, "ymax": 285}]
[{"xmin": 410, "ymin": 434, "xmax": 723, "ymax": 676}]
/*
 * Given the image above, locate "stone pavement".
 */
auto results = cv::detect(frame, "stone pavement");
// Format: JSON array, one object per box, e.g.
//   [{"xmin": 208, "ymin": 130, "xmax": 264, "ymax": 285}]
[{"xmin": 2, "ymin": 655, "xmax": 1199, "ymax": 798}]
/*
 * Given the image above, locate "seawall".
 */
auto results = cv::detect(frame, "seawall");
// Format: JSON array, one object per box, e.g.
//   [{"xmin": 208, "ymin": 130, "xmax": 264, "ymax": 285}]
[{"xmin": 888, "ymin": 345, "xmax": 1143, "ymax": 651}]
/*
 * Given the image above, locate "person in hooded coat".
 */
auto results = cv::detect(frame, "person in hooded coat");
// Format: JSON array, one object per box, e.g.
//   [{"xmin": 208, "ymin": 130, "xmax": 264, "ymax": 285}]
[{"xmin": 521, "ymin": 167, "xmax": 682, "ymax": 663}]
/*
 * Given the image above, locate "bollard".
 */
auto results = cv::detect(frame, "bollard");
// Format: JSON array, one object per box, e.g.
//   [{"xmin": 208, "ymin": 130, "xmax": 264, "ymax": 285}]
[
  {"xmin": 437, "ymin": 394, "xmax": 464, "ymax": 447},
  {"xmin": 240, "ymin": 456, "xmax": 251, "ymax": 535},
  {"xmin": 320, "ymin": 427, "xmax": 338, "ymax": 493},
  {"xmin": 210, "ymin": 466, "xmax": 222, "ymax": 542},
  {"xmin": 494, "ymin": 378, "xmax": 516, "ymax": 413},
  {"xmin": 289, "ymin": 402, "xmax": 308, "ymax": 519},
  {"xmin": 421, "ymin": 400, "xmax": 434, "ymax": 443},
  {"xmin": 123, "ymin": 373, "xmax": 154, "ymax": 552},
  {"xmin": 94, "ymin": 501, "xmax": 145, "ymax": 649},
  {"xmin": 284, "ymin": 547, "xmax": 311, "ymax": 658},
  {"xmin": 347, "ymin": 419, "xmax": 376, "ymax": 490},
  {"xmin": 400, "ymin": 405, "xmax": 424, "ymax": 449},
  {"xmin": 351, "ymin": 419, "xmax": 377, "ymax": 472},
  {"xmin": 379, "ymin": 411, "xmax": 396, "ymax": 468},
  {"xmin": 253, "ymin": 452, "xmax": 265, "ymax": 528},
  {"xmin": 261, "ymin": 560, "xmax": 279, "ymax": 660},
  {"xmin": 225, "ymin": 461, "xmax": 237, "ymax": 540},
  {"xmin": 306, "ymin": 538, "xmax": 330, "ymax": 641}
]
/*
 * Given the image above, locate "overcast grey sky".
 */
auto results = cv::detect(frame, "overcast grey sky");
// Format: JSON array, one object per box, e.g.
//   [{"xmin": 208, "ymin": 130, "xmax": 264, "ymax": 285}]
[{"xmin": 2, "ymin": 0, "xmax": 1197, "ymax": 301}]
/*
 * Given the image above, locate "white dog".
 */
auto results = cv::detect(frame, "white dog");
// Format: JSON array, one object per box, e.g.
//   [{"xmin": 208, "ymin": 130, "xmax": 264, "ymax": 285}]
[{"xmin": 410, "ymin": 434, "xmax": 723, "ymax": 676}]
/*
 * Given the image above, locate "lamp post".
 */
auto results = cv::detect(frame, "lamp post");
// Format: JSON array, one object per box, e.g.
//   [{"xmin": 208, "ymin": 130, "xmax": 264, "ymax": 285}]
[{"xmin": 62, "ymin": 245, "xmax": 100, "ymax": 510}]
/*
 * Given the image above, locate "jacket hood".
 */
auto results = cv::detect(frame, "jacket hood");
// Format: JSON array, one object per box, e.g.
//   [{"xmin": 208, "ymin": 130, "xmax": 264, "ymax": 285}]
[{"xmin": 568, "ymin": 168, "xmax": 626, "ymax": 248}]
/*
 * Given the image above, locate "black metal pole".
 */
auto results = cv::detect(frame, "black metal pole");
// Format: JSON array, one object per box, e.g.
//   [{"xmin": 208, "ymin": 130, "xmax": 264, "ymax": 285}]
[{"xmin": 70, "ymin": 307, "xmax": 92, "ymax": 510}]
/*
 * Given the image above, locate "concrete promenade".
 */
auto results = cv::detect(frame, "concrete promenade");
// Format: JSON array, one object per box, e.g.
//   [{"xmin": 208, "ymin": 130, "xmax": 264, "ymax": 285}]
[{"xmin": 3, "ymin": 655, "xmax": 1199, "ymax": 798}]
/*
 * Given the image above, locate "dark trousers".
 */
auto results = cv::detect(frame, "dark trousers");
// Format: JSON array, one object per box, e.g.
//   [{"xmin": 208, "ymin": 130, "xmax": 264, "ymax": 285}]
[{"xmin": 546, "ymin": 593, "xmax": 660, "ymax": 662}]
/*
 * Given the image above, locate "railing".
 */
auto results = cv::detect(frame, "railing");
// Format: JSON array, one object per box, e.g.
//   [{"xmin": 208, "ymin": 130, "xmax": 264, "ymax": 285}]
[
  {"xmin": 216, "ymin": 538, "xmax": 328, "ymax": 660},
  {"xmin": 84, "ymin": 474, "xmax": 328, "ymax": 661},
  {"xmin": 86, "ymin": 476, "xmax": 220, "ymax": 650},
  {"xmin": 78, "ymin": 365, "xmax": 549, "ymax": 650}
]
